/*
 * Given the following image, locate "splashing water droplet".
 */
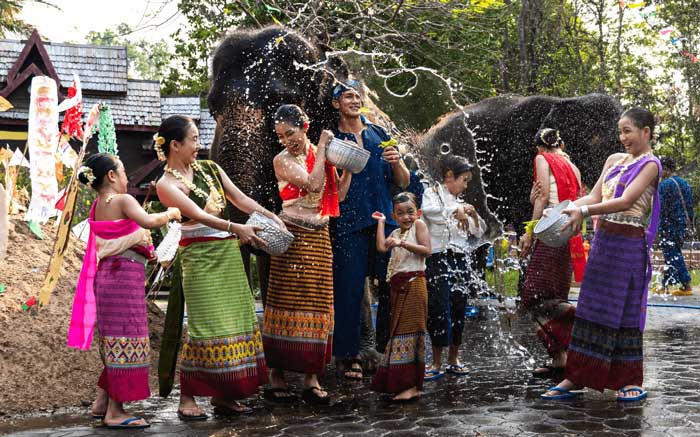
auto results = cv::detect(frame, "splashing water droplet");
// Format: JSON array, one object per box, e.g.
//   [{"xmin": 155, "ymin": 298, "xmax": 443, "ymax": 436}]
[
  {"xmin": 440, "ymin": 143, "xmax": 451, "ymax": 155},
  {"xmin": 355, "ymin": 33, "xmax": 362, "ymax": 39}
]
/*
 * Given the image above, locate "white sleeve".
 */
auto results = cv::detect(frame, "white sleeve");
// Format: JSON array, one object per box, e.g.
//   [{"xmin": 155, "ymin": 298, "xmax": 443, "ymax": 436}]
[{"xmin": 422, "ymin": 188, "xmax": 457, "ymax": 224}]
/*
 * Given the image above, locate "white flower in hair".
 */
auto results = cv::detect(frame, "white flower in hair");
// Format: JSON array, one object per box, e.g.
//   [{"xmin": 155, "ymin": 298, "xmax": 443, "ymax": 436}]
[{"xmin": 78, "ymin": 166, "xmax": 96, "ymax": 185}]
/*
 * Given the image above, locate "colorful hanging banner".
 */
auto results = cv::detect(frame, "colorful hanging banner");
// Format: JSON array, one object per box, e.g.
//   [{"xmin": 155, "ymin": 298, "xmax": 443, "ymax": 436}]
[
  {"xmin": 97, "ymin": 104, "xmax": 118, "ymax": 155},
  {"xmin": 25, "ymin": 76, "xmax": 59, "ymax": 224}
]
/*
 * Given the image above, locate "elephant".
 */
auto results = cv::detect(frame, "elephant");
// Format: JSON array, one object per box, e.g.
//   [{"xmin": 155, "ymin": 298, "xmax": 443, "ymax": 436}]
[{"xmin": 416, "ymin": 94, "xmax": 622, "ymax": 233}]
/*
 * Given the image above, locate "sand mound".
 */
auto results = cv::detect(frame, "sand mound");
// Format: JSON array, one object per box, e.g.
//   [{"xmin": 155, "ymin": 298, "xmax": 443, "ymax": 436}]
[{"xmin": 0, "ymin": 216, "xmax": 164, "ymax": 416}]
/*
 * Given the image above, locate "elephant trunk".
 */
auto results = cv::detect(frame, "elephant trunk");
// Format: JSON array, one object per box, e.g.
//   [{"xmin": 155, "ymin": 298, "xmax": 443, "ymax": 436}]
[{"xmin": 212, "ymin": 99, "xmax": 281, "ymax": 224}]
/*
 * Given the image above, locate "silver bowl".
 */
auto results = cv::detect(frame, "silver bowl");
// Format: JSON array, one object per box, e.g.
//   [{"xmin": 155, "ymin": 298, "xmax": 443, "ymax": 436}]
[
  {"xmin": 326, "ymin": 137, "xmax": 371, "ymax": 174},
  {"xmin": 533, "ymin": 200, "xmax": 576, "ymax": 247},
  {"xmin": 246, "ymin": 212, "xmax": 295, "ymax": 256}
]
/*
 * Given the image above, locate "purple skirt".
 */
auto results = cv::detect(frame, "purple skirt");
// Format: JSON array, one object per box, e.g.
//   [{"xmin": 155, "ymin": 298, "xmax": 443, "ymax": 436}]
[{"xmin": 95, "ymin": 255, "xmax": 151, "ymax": 402}]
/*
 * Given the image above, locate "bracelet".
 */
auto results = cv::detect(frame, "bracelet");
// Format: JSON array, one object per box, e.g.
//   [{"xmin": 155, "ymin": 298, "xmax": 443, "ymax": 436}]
[
  {"xmin": 227, "ymin": 222, "xmax": 233, "ymax": 233},
  {"xmin": 580, "ymin": 205, "xmax": 590, "ymax": 218}
]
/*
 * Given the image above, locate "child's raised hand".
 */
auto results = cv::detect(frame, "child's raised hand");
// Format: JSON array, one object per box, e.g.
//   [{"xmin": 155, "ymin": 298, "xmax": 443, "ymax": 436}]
[
  {"xmin": 166, "ymin": 207, "xmax": 182, "ymax": 221},
  {"xmin": 371, "ymin": 211, "xmax": 386, "ymax": 221}
]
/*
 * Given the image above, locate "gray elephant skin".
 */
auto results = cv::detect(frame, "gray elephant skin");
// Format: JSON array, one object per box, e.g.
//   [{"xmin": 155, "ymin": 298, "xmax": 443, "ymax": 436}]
[{"xmin": 418, "ymin": 94, "xmax": 622, "ymax": 234}]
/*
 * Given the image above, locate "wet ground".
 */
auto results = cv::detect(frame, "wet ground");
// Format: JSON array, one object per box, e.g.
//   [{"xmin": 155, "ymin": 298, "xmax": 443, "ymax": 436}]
[{"xmin": 3, "ymin": 291, "xmax": 700, "ymax": 436}]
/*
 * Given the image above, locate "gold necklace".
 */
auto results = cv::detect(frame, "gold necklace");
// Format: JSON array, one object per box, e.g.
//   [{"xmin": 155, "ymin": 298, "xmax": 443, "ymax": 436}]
[
  {"xmin": 602, "ymin": 152, "xmax": 652, "ymax": 199},
  {"xmin": 164, "ymin": 161, "xmax": 226, "ymax": 212}
]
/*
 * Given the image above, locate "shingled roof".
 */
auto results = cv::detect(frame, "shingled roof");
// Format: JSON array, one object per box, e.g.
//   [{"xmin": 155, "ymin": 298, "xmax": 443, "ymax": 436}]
[
  {"xmin": 0, "ymin": 39, "xmax": 128, "ymax": 94},
  {"xmin": 161, "ymin": 96, "xmax": 216, "ymax": 149}
]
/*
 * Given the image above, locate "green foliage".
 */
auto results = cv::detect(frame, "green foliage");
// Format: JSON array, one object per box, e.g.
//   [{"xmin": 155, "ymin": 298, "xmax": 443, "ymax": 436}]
[{"xmin": 85, "ymin": 23, "xmax": 171, "ymax": 82}]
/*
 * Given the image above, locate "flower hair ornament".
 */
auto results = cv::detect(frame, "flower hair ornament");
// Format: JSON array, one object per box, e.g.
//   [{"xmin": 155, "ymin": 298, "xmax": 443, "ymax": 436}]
[
  {"xmin": 78, "ymin": 166, "xmax": 96, "ymax": 186},
  {"xmin": 153, "ymin": 132, "xmax": 166, "ymax": 161},
  {"xmin": 540, "ymin": 128, "xmax": 562, "ymax": 148}
]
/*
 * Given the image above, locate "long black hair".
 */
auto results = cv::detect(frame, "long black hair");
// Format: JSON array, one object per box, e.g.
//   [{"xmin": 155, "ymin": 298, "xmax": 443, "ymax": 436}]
[{"xmin": 155, "ymin": 115, "xmax": 195, "ymax": 157}]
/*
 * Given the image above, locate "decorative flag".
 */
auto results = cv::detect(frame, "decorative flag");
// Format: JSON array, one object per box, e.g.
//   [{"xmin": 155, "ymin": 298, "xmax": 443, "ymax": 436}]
[
  {"xmin": 25, "ymin": 76, "xmax": 59, "ymax": 224},
  {"xmin": 83, "ymin": 103, "xmax": 101, "ymax": 144},
  {"xmin": 660, "ymin": 27, "xmax": 675, "ymax": 36},
  {"xmin": 97, "ymin": 104, "xmax": 118, "ymax": 155},
  {"xmin": 627, "ymin": 1, "xmax": 645, "ymax": 8},
  {"xmin": 58, "ymin": 75, "xmax": 83, "ymax": 141},
  {"xmin": 9, "ymin": 148, "xmax": 29, "ymax": 167},
  {"xmin": 0, "ymin": 96, "xmax": 12, "ymax": 112}
]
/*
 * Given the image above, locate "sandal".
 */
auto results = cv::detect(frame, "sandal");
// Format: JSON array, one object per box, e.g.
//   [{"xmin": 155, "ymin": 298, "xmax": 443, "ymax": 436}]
[
  {"xmin": 446, "ymin": 364, "xmax": 470, "ymax": 376},
  {"xmin": 540, "ymin": 386, "xmax": 584, "ymax": 400},
  {"xmin": 616, "ymin": 386, "xmax": 648, "ymax": 402},
  {"xmin": 177, "ymin": 408, "xmax": 209, "ymax": 421},
  {"xmin": 103, "ymin": 417, "xmax": 149, "ymax": 429},
  {"xmin": 343, "ymin": 358, "xmax": 364, "ymax": 380},
  {"xmin": 424, "ymin": 369, "xmax": 445, "ymax": 381},
  {"xmin": 302, "ymin": 387, "xmax": 331, "ymax": 406},
  {"xmin": 263, "ymin": 387, "xmax": 299, "ymax": 405},
  {"xmin": 531, "ymin": 365, "xmax": 564, "ymax": 379},
  {"xmin": 212, "ymin": 403, "xmax": 253, "ymax": 416}
]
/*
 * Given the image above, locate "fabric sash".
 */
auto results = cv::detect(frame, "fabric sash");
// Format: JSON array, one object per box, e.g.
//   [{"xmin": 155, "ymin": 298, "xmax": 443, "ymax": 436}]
[
  {"xmin": 278, "ymin": 148, "xmax": 339, "ymax": 217},
  {"xmin": 537, "ymin": 153, "xmax": 586, "ymax": 281},
  {"xmin": 67, "ymin": 199, "xmax": 154, "ymax": 350},
  {"xmin": 605, "ymin": 154, "xmax": 662, "ymax": 331}
]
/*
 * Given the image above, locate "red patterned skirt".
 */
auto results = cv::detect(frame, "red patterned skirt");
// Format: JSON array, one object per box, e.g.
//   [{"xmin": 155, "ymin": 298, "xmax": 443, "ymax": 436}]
[{"xmin": 371, "ymin": 271, "xmax": 427, "ymax": 394}]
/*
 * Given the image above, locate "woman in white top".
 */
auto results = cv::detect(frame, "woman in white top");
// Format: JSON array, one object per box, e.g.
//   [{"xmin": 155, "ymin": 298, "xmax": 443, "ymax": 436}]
[{"xmin": 421, "ymin": 155, "xmax": 487, "ymax": 379}]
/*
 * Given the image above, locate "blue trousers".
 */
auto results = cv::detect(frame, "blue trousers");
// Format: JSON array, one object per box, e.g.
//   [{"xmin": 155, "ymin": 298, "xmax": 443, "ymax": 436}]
[
  {"xmin": 661, "ymin": 237, "xmax": 691, "ymax": 287},
  {"xmin": 426, "ymin": 250, "xmax": 474, "ymax": 347},
  {"xmin": 332, "ymin": 225, "xmax": 393, "ymax": 358}
]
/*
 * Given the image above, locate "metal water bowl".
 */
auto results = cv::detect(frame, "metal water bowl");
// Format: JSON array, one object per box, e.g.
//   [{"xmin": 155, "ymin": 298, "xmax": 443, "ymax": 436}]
[
  {"xmin": 533, "ymin": 200, "xmax": 576, "ymax": 247},
  {"xmin": 326, "ymin": 137, "xmax": 371, "ymax": 174},
  {"xmin": 246, "ymin": 212, "xmax": 295, "ymax": 256}
]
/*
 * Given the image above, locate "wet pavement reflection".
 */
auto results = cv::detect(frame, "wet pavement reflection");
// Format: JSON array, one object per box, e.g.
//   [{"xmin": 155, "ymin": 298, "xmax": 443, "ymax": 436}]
[{"xmin": 3, "ymin": 299, "xmax": 700, "ymax": 436}]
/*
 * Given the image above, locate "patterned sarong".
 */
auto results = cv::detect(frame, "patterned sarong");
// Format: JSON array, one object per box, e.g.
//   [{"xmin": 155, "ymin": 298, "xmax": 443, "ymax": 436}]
[
  {"xmin": 178, "ymin": 237, "xmax": 267, "ymax": 398},
  {"xmin": 565, "ymin": 220, "xmax": 646, "ymax": 391},
  {"xmin": 521, "ymin": 240, "xmax": 575, "ymax": 356},
  {"xmin": 371, "ymin": 271, "xmax": 427, "ymax": 394},
  {"xmin": 263, "ymin": 224, "xmax": 334, "ymax": 373},
  {"xmin": 95, "ymin": 255, "xmax": 150, "ymax": 402}
]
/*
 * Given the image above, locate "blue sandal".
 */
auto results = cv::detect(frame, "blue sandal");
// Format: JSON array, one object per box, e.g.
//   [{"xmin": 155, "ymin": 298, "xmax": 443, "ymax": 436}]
[
  {"xmin": 446, "ymin": 364, "xmax": 470, "ymax": 376},
  {"xmin": 104, "ymin": 417, "xmax": 149, "ymax": 429},
  {"xmin": 617, "ymin": 386, "xmax": 647, "ymax": 402},
  {"xmin": 540, "ymin": 386, "xmax": 584, "ymax": 400},
  {"xmin": 423, "ymin": 369, "xmax": 445, "ymax": 381}
]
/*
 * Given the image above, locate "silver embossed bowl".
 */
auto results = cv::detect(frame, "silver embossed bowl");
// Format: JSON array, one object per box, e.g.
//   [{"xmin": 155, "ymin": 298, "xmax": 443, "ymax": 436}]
[
  {"xmin": 246, "ymin": 212, "xmax": 295, "ymax": 256},
  {"xmin": 533, "ymin": 200, "xmax": 575, "ymax": 247},
  {"xmin": 326, "ymin": 137, "xmax": 371, "ymax": 174}
]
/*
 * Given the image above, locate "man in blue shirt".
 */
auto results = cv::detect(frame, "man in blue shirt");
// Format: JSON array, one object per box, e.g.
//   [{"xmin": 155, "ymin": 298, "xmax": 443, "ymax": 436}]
[
  {"xmin": 331, "ymin": 80, "xmax": 410, "ymax": 378},
  {"xmin": 659, "ymin": 157, "xmax": 694, "ymax": 295}
]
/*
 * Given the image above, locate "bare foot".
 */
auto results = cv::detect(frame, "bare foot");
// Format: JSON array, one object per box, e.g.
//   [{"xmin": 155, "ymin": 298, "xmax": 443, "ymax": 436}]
[
  {"xmin": 392, "ymin": 386, "xmax": 421, "ymax": 401},
  {"xmin": 269, "ymin": 368, "xmax": 287, "ymax": 389},
  {"xmin": 211, "ymin": 398, "xmax": 252, "ymax": 413},
  {"xmin": 91, "ymin": 388, "xmax": 108, "ymax": 417},
  {"xmin": 617, "ymin": 385, "xmax": 646, "ymax": 399},
  {"xmin": 103, "ymin": 398, "xmax": 148, "ymax": 427},
  {"xmin": 178, "ymin": 395, "xmax": 206, "ymax": 418}
]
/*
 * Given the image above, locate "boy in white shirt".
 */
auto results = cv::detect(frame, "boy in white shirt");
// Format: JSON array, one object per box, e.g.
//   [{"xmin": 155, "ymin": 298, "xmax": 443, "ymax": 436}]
[{"xmin": 422, "ymin": 155, "xmax": 487, "ymax": 379}]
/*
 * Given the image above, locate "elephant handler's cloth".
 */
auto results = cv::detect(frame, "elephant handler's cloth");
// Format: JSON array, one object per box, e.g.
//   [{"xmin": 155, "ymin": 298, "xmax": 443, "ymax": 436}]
[
  {"xmin": 332, "ymin": 115, "xmax": 396, "ymax": 359},
  {"xmin": 278, "ymin": 147, "xmax": 339, "ymax": 217},
  {"xmin": 535, "ymin": 151, "xmax": 586, "ymax": 281},
  {"xmin": 262, "ymin": 223, "xmax": 334, "ymax": 373}
]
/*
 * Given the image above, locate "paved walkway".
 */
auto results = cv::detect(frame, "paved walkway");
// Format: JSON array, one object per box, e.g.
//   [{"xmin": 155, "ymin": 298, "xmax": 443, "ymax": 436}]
[{"xmin": 2, "ymin": 294, "xmax": 700, "ymax": 436}]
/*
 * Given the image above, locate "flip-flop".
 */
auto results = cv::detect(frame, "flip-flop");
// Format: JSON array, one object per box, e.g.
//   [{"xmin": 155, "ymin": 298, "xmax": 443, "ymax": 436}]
[
  {"xmin": 302, "ymin": 387, "xmax": 331, "ymax": 406},
  {"xmin": 103, "ymin": 417, "xmax": 150, "ymax": 429},
  {"xmin": 92, "ymin": 413, "xmax": 105, "ymax": 420},
  {"xmin": 212, "ymin": 403, "xmax": 253, "ymax": 416},
  {"xmin": 343, "ymin": 358, "xmax": 364, "ymax": 380},
  {"xmin": 617, "ymin": 386, "xmax": 648, "ymax": 402},
  {"xmin": 177, "ymin": 409, "xmax": 209, "ymax": 421},
  {"xmin": 263, "ymin": 387, "xmax": 299, "ymax": 405},
  {"xmin": 446, "ymin": 364, "xmax": 470, "ymax": 376},
  {"xmin": 531, "ymin": 365, "xmax": 564, "ymax": 379},
  {"xmin": 540, "ymin": 386, "xmax": 584, "ymax": 400},
  {"xmin": 424, "ymin": 369, "xmax": 445, "ymax": 381}
]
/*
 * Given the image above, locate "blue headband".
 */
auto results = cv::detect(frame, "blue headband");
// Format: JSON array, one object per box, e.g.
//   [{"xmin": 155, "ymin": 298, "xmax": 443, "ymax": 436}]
[{"xmin": 332, "ymin": 79, "xmax": 361, "ymax": 100}]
